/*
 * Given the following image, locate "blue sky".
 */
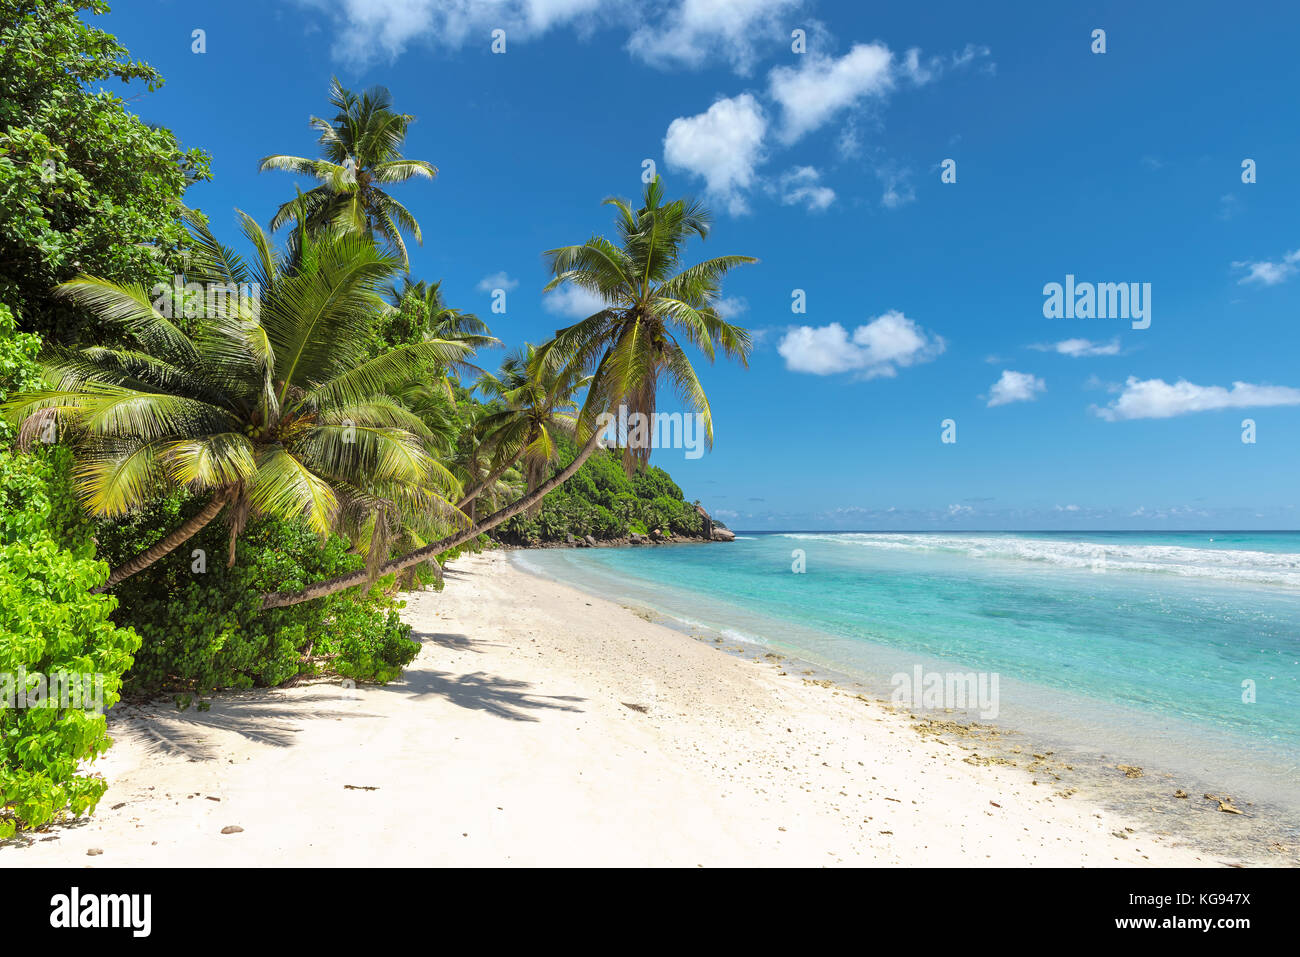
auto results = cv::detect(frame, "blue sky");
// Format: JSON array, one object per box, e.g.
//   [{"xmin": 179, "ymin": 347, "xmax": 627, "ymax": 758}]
[{"xmin": 100, "ymin": 0, "xmax": 1300, "ymax": 529}]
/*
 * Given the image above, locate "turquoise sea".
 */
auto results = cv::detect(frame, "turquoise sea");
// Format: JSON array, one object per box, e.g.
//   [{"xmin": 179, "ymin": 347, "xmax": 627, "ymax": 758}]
[{"xmin": 514, "ymin": 531, "xmax": 1300, "ymax": 849}]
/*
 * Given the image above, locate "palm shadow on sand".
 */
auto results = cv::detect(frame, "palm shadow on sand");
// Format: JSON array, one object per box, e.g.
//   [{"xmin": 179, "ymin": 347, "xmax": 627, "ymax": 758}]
[
  {"xmin": 113, "ymin": 690, "xmax": 373, "ymax": 762},
  {"xmin": 385, "ymin": 667, "xmax": 586, "ymax": 722},
  {"xmin": 109, "ymin": 627, "xmax": 587, "ymax": 761}
]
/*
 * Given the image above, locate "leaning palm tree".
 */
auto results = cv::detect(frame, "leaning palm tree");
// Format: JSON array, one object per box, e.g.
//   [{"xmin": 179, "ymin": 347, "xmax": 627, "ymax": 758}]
[
  {"xmin": 259, "ymin": 78, "xmax": 435, "ymax": 268},
  {"xmin": 4, "ymin": 210, "xmax": 469, "ymax": 591},
  {"xmin": 464, "ymin": 344, "xmax": 589, "ymax": 516},
  {"xmin": 259, "ymin": 176, "xmax": 754, "ymax": 610},
  {"xmin": 536, "ymin": 175, "xmax": 753, "ymax": 472}
]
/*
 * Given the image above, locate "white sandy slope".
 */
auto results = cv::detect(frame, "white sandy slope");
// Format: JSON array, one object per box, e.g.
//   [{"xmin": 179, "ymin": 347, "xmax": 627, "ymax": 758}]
[{"xmin": 2, "ymin": 552, "xmax": 1231, "ymax": 868}]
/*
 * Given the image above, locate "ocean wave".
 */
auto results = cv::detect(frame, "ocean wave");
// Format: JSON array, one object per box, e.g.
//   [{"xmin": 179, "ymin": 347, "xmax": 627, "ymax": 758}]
[{"xmin": 778, "ymin": 533, "xmax": 1300, "ymax": 588}]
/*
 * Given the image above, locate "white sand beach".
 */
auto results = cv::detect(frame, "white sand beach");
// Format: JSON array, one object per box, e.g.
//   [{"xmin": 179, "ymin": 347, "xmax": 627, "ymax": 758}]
[{"xmin": 2, "ymin": 552, "xmax": 1235, "ymax": 867}]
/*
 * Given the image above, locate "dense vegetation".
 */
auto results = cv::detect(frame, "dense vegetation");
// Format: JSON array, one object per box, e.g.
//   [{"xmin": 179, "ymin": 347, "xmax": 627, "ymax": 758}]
[
  {"xmin": 0, "ymin": 301, "xmax": 140, "ymax": 835},
  {"xmin": 0, "ymin": 0, "xmax": 208, "ymax": 344},
  {"xmin": 0, "ymin": 1, "xmax": 752, "ymax": 836},
  {"xmin": 493, "ymin": 435, "xmax": 705, "ymax": 544}
]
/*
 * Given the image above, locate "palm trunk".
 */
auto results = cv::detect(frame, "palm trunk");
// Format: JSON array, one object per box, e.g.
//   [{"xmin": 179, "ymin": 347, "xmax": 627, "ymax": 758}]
[
  {"xmin": 260, "ymin": 431, "xmax": 604, "ymax": 610},
  {"xmin": 456, "ymin": 450, "xmax": 522, "ymax": 511},
  {"xmin": 91, "ymin": 491, "xmax": 231, "ymax": 594}
]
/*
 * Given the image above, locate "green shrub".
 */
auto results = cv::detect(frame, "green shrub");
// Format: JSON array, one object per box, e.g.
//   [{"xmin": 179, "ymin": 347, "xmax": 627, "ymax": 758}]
[
  {"xmin": 0, "ymin": 302, "xmax": 41, "ymax": 444},
  {"xmin": 0, "ymin": 446, "xmax": 140, "ymax": 837},
  {"xmin": 100, "ymin": 511, "xmax": 419, "ymax": 695}
]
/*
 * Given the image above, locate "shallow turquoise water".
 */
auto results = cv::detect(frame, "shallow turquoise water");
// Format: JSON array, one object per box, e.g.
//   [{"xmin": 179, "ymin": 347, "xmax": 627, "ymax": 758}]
[{"xmin": 514, "ymin": 531, "xmax": 1300, "ymax": 825}]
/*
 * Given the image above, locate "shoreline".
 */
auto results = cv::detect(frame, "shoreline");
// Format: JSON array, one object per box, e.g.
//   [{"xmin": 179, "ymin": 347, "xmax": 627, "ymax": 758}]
[
  {"xmin": 509, "ymin": 540, "xmax": 1300, "ymax": 863},
  {"xmin": 0, "ymin": 552, "xmax": 1265, "ymax": 867}
]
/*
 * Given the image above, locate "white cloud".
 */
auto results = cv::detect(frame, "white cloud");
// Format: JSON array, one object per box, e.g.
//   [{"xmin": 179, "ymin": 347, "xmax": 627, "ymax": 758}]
[
  {"xmin": 1093, "ymin": 377, "xmax": 1300, "ymax": 421},
  {"xmin": 776, "ymin": 311, "xmax": 944, "ymax": 378},
  {"xmin": 1233, "ymin": 249, "xmax": 1300, "ymax": 286},
  {"xmin": 947, "ymin": 503, "xmax": 973, "ymax": 516},
  {"xmin": 476, "ymin": 271, "xmax": 519, "ymax": 292},
  {"xmin": 542, "ymin": 284, "xmax": 607, "ymax": 318},
  {"xmin": 898, "ymin": 43, "xmax": 991, "ymax": 85},
  {"xmin": 659, "ymin": 36, "xmax": 992, "ymax": 214},
  {"xmin": 714, "ymin": 296, "xmax": 748, "ymax": 318},
  {"xmin": 835, "ymin": 119, "xmax": 862, "ymax": 159},
  {"xmin": 875, "ymin": 164, "xmax": 914, "ymax": 209},
  {"xmin": 774, "ymin": 166, "xmax": 835, "ymax": 211},
  {"xmin": 986, "ymin": 370, "xmax": 1046, "ymax": 407},
  {"xmin": 767, "ymin": 41, "xmax": 990, "ymax": 144},
  {"xmin": 627, "ymin": 0, "xmax": 803, "ymax": 75},
  {"xmin": 663, "ymin": 94, "xmax": 767, "ymax": 215},
  {"xmin": 768, "ymin": 43, "xmax": 894, "ymax": 143},
  {"xmin": 292, "ymin": 0, "xmax": 805, "ymax": 72},
  {"xmin": 290, "ymin": 0, "xmax": 612, "ymax": 64},
  {"xmin": 1031, "ymin": 337, "xmax": 1121, "ymax": 357}
]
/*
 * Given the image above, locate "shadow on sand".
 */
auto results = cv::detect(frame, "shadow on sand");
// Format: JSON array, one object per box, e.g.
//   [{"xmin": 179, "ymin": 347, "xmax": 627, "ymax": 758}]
[{"xmin": 108, "ymin": 628, "xmax": 586, "ymax": 761}]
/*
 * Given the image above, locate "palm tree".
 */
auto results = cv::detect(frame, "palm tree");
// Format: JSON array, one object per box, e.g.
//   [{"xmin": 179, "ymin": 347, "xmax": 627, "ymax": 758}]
[
  {"xmin": 259, "ymin": 78, "xmax": 435, "ymax": 268},
  {"xmin": 378, "ymin": 278, "xmax": 499, "ymax": 393},
  {"xmin": 4, "ymin": 211, "xmax": 468, "ymax": 591},
  {"xmin": 259, "ymin": 177, "xmax": 754, "ymax": 610},
  {"xmin": 537, "ymin": 175, "xmax": 754, "ymax": 472},
  {"xmin": 382, "ymin": 278, "xmax": 498, "ymax": 353},
  {"xmin": 462, "ymin": 344, "xmax": 590, "ymax": 515}
]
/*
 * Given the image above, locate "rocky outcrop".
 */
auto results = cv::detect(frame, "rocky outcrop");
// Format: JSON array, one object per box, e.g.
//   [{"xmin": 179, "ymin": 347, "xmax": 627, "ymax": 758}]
[
  {"xmin": 650, "ymin": 528, "xmax": 667, "ymax": 542},
  {"xmin": 629, "ymin": 532, "xmax": 648, "ymax": 544},
  {"xmin": 710, "ymin": 527, "xmax": 736, "ymax": 542},
  {"xmin": 583, "ymin": 534, "xmax": 597, "ymax": 548},
  {"xmin": 694, "ymin": 504, "xmax": 713, "ymax": 540}
]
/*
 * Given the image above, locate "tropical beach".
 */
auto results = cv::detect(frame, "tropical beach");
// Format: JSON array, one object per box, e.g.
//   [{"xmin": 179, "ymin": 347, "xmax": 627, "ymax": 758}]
[
  {"xmin": 2, "ymin": 551, "xmax": 1262, "ymax": 868},
  {"xmin": 1, "ymin": 2, "xmax": 1297, "ymax": 910}
]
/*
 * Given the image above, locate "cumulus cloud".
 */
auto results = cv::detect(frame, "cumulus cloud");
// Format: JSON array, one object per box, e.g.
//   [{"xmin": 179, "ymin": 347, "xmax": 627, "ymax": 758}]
[
  {"xmin": 1031, "ymin": 337, "xmax": 1121, "ymax": 357},
  {"xmin": 776, "ymin": 311, "xmax": 944, "ymax": 378},
  {"xmin": 663, "ymin": 94, "xmax": 767, "ymax": 215},
  {"xmin": 774, "ymin": 166, "xmax": 835, "ymax": 211},
  {"xmin": 289, "ymin": 0, "xmax": 807, "ymax": 72},
  {"xmin": 767, "ymin": 41, "xmax": 990, "ymax": 144},
  {"xmin": 660, "ymin": 37, "xmax": 992, "ymax": 214},
  {"xmin": 627, "ymin": 0, "xmax": 804, "ymax": 75},
  {"xmin": 768, "ymin": 43, "xmax": 895, "ymax": 144},
  {"xmin": 1092, "ymin": 377, "xmax": 1300, "ymax": 421},
  {"xmin": 476, "ymin": 271, "xmax": 519, "ymax": 292},
  {"xmin": 1233, "ymin": 248, "xmax": 1300, "ymax": 286},
  {"xmin": 542, "ymin": 284, "xmax": 607, "ymax": 318},
  {"xmin": 288, "ymin": 0, "xmax": 612, "ymax": 64},
  {"xmin": 986, "ymin": 370, "xmax": 1046, "ymax": 407}
]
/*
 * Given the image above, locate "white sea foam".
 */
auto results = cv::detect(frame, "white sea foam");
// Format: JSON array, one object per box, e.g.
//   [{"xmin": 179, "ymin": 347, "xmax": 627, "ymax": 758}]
[{"xmin": 778, "ymin": 533, "xmax": 1300, "ymax": 588}]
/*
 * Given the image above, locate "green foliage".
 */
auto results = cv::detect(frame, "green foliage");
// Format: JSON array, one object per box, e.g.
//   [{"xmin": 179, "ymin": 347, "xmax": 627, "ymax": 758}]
[
  {"xmin": 98, "ymin": 510, "xmax": 418, "ymax": 695},
  {"xmin": 6, "ymin": 215, "xmax": 468, "ymax": 570},
  {"xmin": 0, "ymin": 445, "xmax": 140, "ymax": 836},
  {"xmin": 0, "ymin": 302, "xmax": 41, "ymax": 443},
  {"xmin": 0, "ymin": 0, "xmax": 210, "ymax": 343},
  {"xmin": 494, "ymin": 435, "xmax": 703, "ymax": 544}
]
